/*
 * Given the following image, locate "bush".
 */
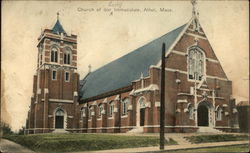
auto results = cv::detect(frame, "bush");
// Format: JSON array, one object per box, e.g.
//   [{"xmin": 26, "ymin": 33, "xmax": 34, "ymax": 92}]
[
  {"xmin": 0, "ymin": 122, "xmax": 13, "ymax": 136},
  {"xmin": 184, "ymin": 134, "xmax": 249, "ymax": 144}
]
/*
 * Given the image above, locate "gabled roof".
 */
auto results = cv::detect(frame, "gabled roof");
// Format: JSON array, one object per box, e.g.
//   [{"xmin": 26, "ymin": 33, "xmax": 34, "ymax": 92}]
[
  {"xmin": 79, "ymin": 23, "xmax": 187, "ymax": 100},
  {"xmin": 52, "ymin": 19, "xmax": 66, "ymax": 35}
]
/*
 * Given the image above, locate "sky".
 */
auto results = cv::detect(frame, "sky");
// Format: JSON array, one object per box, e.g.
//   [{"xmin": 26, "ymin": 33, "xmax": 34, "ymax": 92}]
[{"xmin": 2, "ymin": 1, "xmax": 249, "ymax": 131}]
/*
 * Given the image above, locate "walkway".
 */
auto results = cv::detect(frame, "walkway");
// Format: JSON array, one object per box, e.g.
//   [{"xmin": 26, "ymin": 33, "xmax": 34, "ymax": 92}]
[
  {"xmin": 0, "ymin": 138, "xmax": 36, "ymax": 153},
  {"xmin": 71, "ymin": 140, "xmax": 249, "ymax": 153}
]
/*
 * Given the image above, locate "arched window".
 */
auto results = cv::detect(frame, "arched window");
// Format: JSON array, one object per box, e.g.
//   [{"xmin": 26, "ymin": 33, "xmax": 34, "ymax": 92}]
[
  {"xmin": 109, "ymin": 101, "xmax": 114, "ymax": 117},
  {"xmin": 98, "ymin": 104, "xmax": 103, "ymax": 117},
  {"xmin": 188, "ymin": 47, "xmax": 204, "ymax": 81},
  {"xmin": 80, "ymin": 107, "xmax": 85, "ymax": 119},
  {"xmin": 64, "ymin": 47, "xmax": 71, "ymax": 65},
  {"xmin": 88, "ymin": 106, "xmax": 93, "ymax": 119},
  {"xmin": 139, "ymin": 97, "xmax": 146, "ymax": 109},
  {"xmin": 122, "ymin": 98, "xmax": 130, "ymax": 116},
  {"xmin": 188, "ymin": 105, "xmax": 194, "ymax": 119},
  {"xmin": 216, "ymin": 107, "xmax": 222, "ymax": 121},
  {"xmin": 51, "ymin": 46, "xmax": 58, "ymax": 63}
]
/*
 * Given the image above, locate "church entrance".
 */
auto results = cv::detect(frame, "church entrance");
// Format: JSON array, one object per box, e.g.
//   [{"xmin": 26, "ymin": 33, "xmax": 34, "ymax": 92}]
[
  {"xmin": 140, "ymin": 108, "xmax": 145, "ymax": 126},
  {"xmin": 198, "ymin": 105, "xmax": 208, "ymax": 126},
  {"xmin": 55, "ymin": 109, "xmax": 64, "ymax": 129},
  {"xmin": 137, "ymin": 97, "xmax": 146, "ymax": 127}
]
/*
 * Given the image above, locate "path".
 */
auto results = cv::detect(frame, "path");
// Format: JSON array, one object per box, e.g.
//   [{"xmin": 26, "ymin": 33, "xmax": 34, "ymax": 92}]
[
  {"xmin": 71, "ymin": 140, "xmax": 249, "ymax": 153},
  {"xmin": 0, "ymin": 138, "xmax": 36, "ymax": 153}
]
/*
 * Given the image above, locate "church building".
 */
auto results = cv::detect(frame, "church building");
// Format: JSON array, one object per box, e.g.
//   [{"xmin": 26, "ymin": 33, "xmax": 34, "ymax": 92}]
[{"xmin": 25, "ymin": 2, "xmax": 239, "ymax": 134}]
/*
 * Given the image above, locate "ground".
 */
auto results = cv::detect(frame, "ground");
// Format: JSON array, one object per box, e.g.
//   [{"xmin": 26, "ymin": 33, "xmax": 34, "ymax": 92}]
[{"xmin": 1, "ymin": 133, "xmax": 249, "ymax": 153}]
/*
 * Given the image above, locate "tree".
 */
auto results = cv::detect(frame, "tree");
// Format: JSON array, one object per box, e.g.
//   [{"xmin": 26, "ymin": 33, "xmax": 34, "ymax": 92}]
[{"xmin": 0, "ymin": 122, "xmax": 13, "ymax": 136}]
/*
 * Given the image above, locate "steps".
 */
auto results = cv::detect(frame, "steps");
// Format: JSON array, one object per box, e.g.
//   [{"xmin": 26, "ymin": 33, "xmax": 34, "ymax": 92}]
[
  {"xmin": 198, "ymin": 126, "xmax": 223, "ymax": 133},
  {"xmin": 53, "ymin": 129, "xmax": 69, "ymax": 133},
  {"xmin": 127, "ymin": 127, "xmax": 143, "ymax": 133}
]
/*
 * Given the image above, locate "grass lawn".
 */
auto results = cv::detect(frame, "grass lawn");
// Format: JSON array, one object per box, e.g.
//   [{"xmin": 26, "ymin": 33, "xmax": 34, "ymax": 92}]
[
  {"xmin": 168, "ymin": 144, "xmax": 250, "ymax": 153},
  {"xmin": 3, "ymin": 133, "xmax": 177, "ymax": 153},
  {"xmin": 184, "ymin": 134, "xmax": 249, "ymax": 144}
]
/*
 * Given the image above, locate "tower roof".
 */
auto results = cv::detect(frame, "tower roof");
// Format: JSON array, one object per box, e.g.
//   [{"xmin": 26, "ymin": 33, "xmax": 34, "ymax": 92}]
[{"xmin": 52, "ymin": 13, "xmax": 66, "ymax": 35}]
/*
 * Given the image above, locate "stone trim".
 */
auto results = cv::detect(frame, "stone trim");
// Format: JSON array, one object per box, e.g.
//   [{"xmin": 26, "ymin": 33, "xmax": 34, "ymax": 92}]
[
  {"xmin": 144, "ymin": 125, "xmax": 198, "ymax": 128},
  {"xmin": 177, "ymin": 99, "xmax": 188, "ymax": 103},
  {"xmin": 172, "ymin": 50, "xmax": 187, "ymax": 56},
  {"xmin": 185, "ymin": 32, "xmax": 207, "ymax": 40},
  {"xmin": 206, "ymin": 58, "xmax": 219, "ymax": 63},
  {"xmin": 121, "ymin": 115, "xmax": 128, "ymax": 118},
  {"xmin": 49, "ymin": 99, "xmax": 73, "ymax": 103}
]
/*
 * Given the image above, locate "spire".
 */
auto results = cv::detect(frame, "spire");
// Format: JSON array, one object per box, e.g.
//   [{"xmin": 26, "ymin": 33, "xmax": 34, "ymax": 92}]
[
  {"xmin": 52, "ymin": 12, "xmax": 66, "ymax": 35},
  {"xmin": 191, "ymin": 0, "xmax": 198, "ymax": 18}
]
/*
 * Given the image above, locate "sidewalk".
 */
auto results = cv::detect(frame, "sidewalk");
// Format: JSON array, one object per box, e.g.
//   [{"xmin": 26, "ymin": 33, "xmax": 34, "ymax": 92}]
[
  {"xmin": 0, "ymin": 138, "xmax": 36, "ymax": 153},
  {"xmin": 71, "ymin": 140, "xmax": 249, "ymax": 153}
]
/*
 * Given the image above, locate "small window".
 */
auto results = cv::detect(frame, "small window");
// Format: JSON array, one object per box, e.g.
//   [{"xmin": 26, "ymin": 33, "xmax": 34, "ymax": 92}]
[
  {"xmin": 65, "ymin": 72, "xmax": 70, "ymax": 82},
  {"xmin": 98, "ymin": 104, "xmax": 103, "ymax": 117},
  {"xmin": 109, "ymin": 101, "xmax": 114, "ymax": 117},
  {"xmin": 88, "ymin": 106, "xmax": 92, "ymax": 119},
  {"xmin": 188, "ymin": 105, "xmax": 193, "ymax": 119},
  {"xmin": 216, "ymin": 107, "xmax": 222, "ymax": 121},
  {"xmin": 52, "ymin": 70, "xmax": 57, "ymax": 80},
  {"xmin": 122, "ymin": 98, "xmax": 130, "ymax": 115},
  {"xmin": 80, "ymin": 107, "xmax": 85, "ymax": 119}
]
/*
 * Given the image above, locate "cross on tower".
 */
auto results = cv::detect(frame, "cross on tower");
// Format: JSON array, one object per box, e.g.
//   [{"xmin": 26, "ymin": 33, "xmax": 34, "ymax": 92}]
[
  {"xmin": 57, "ymin": 12, "xmax": 60, "ymax": 20},
  {"xmin": 88, "ymin": 64, "xmax": 92, "ymax": 73}
]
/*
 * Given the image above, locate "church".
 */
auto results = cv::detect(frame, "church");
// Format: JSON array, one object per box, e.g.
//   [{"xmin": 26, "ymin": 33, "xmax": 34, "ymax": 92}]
[{"xmin": 25, "ymin": 2, "xmax": 239, "ymax": 134}]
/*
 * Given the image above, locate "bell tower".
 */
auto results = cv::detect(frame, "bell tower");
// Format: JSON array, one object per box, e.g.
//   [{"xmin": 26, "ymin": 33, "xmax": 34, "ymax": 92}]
[{"xmin": 26, "ymin": 13, "xmax": 79, "ymax": 134}]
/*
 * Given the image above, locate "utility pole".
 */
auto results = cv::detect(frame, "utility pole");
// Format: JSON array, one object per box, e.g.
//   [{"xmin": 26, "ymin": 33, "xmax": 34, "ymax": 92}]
[{"xmin": 160, "ymin": 43, "xmax": 166, "ymax": 150}]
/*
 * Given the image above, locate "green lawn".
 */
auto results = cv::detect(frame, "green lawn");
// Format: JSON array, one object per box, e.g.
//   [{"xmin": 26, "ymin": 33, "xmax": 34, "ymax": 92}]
[
  {"xmin": 3, "ymin": 133, "xmax": 177, "ymax": 153},
  {"xmin": 184, "ymin": 134, "xmax": 249, "ymax": 144},
  {"xmin": 168, "ymin": 144, "xmax": 249, "ymax": 153}
]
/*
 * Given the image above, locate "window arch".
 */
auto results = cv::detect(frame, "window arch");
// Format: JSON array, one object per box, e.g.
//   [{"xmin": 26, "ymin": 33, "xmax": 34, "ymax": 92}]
[
  {"xmin": 188, "ymin": 47, "xmax": 205, "ymax": 81},
  {"xmin": 51, "ymin": 46, "xmax": 58, "ymax": 63},
  {"xmin": 122, "ymin": 98, "xmax": 130, "ymax": 116},
  {"xmin": 55, "ymin": 109, "xmax": 64, "ymax": 116},
  {"xmin": 64, "ymin": 47, "xmax": 71, "ymax": 65}
]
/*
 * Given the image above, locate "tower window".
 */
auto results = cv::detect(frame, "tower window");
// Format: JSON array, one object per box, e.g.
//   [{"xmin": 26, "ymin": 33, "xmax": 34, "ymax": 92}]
[
  {"xmin": 65, "ymin": 72, "xmax": 70, "ymax": 82},
  {"xmin": 64, "ymin": 47, "xmax": 71, "ymax": 65},
  {"xmin": 188, "ymin": 47, "xmax": 204, "ymax": 81},
  {"xmin": 51, "ymin": 46, "xmax": 58, "ymax": 63},
  {"xmin": 52, "ymin": 70, "xmax": 57, "ymax": 80}
]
